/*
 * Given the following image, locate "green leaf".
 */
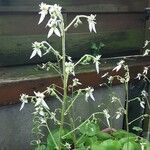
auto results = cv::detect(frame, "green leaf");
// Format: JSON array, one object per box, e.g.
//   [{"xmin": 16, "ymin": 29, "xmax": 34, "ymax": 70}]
[
  {"xmin": 122, "ymin": 141, "xmax": 140, "ymax": 150},
  {"xmin": 79, "ymin": 122, "xmax": 100, "ymax": 137},
  {"xmin": 112, "ymin": 130, "xmax": 136, "ymax": 139},
  {"xmin": 94, "ymin": 139, "xmax": 122, "ymax": 150},
  {"xmin": 84, "ymin": 136, "xmax": 98, "ymax": 146},
  {"xmin": 118, "ymin": 137, "xmax": 136, "ymax": 146},
  {"xmin": 96, "ymin": 131, "xmax": 112, "ymax": 141},
  {"xmin": 91, "ymin": 142, "xmax": 101, "ymax": 150}
]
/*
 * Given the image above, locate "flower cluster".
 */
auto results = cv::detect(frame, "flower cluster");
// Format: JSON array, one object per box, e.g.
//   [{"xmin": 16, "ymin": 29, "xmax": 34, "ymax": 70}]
[
  {"xmin": 87, "ymin": 14, "xmax": 97, "ymax": 33},
  {"xmin": 85, "ymin": 87, "xmax": 95, "ymax": 101},
  {"xmin": 65, "ymin": 62, "xmax": 75, "ymax": 76},
  {"xmin": 39, "ymin": 3, "xmax": 62, "ymax": 38}
]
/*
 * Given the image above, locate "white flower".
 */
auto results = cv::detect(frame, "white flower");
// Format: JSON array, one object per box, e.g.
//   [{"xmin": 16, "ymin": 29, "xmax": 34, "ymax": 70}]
[
  {"xmin": 143, "ymin": 49, "xmax": 150, "ymax": 56},
  {"xmin": 93, "ymin": 55, "xmax": 101, "ymax": 74},
  {"xmin": 140, "ymin": 101, "xmax": 145, "ymax": 109},
  {"xmin": 143, "ymin": 67, "xmax": 148, "ymax": 75},
  {"xmin": 87, "ymin": 14, "xmax": 96, "ymax": 33},
  {"xmin": 116, "ymin": 111, "xmax": 122, "ymax": 119},
  {"xmin": 39, "ymin": 117, "xmax": 46, "ymax": 124},
  {"xmin": 20, "ymin": 94, "xmax": 29, "ymax": 111},
  {"xmin": 141, "ymin": 90, "xmax": 148, "ymax": 98},
  {"xmin": 64, "ymin": 142, "xmax": 71, "ymax": 150},
  {"xmin": 30, "ymin": 41, "xmax": 42, "ymax": 59},
  {"xmin": 48, "ymin": 26, "xmax": 61, "ymax": 37},
  {"xmin": 103, "ymin": 109, "xmax": 110, "ymax": 127},
  {"xmin": 113, "ymin": 60, "xmax": 125, "ymax": 72},
  {"xmin": 72, "ymin": 78, "xmax": 82, "ymax": 87},
  {"xmin": 143, "ymin": 40, "xmax": 150, "ymax": 48},
  {"xmin": 34, "ymin": 92, "xmax": 49, "ymax": 110},
  {"xmin": 135, "ymin": 73, "xmax": 142, "ymax": 80},
  {"xmin": 46, "ymin": 18, "xmax": 61, "ymax": 37},
  {"xmin": 85, "ymin": 87, "xmax": 95, "ymax": 101},
  {"xmin": 34, "ymin": 107, "xmax": 45, "ymax": 116},
  {"xmin": 49, "ymin": 4, "xmax": 62, "ymax": 17},
  {"xmin": 38, "ymin": 3, "xmax": 50, "ymax": 24},
  {"xmin": 108, "ymin": 76, "xmax": 114, "ymax": 83},
  {"xmin": 111, "ymin": 96, "xmax": 119, "ymax": 103},
  {"xmin": 65, "ymin": 62, "xmax": 75, "ymax": 75}
]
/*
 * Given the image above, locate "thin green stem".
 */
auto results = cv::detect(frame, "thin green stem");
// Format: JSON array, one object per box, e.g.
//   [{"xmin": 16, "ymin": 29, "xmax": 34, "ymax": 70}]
[
  {"xmin": 62, "ymin": 112, "xmax": 103, "ymax": 139},
  {"xmin": 147, "ymin": 117, "xmax": 150, "ymax": 141},
  {"xmin": 58, "ymin": 21, "xmax": 68, "ymax": 150},
  {"xmin": 44, "ymin": 116, "xmax": 58, "ymax": 149},
  {"xmin": 125, "ymin": 82, "xmax": 129, "ymax": 132},
  {"xmin": 64, "ymin": 89, "xmax": 83, "ymax": 115},
  {"xmin": 128, "ymin": 115, "xmax": 145, "ymax": 125},
  {"xmin": 65, "ymin": 15, "xmax": 89, "ymax": 32}
]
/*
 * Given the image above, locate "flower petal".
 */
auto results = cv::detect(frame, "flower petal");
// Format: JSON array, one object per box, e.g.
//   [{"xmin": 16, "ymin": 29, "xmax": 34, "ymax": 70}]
[
  {"xmin": 38, "ymin": 13, "xmax": 46, "ymax": 24},
  {"xmin": 42, "ymin": 99, "xmax": 49, "ymax": 110},
  {"xmin": 54, "ymin": 28, "xmax": 61, "ymax": 37},
  {"xmin": 47, "ymin": 28, "xmax": 54, "ymax": 38},
  {"xmin": 30, "ymin": 50, "xmax": 37, "ymax": 59},
  {"xmin": 20, "ymin": 102, "xmax": 25, "ymax": 111},
  {"xmin": 37, "ymin": 49, "xmax": 42, "ymax": 57}
]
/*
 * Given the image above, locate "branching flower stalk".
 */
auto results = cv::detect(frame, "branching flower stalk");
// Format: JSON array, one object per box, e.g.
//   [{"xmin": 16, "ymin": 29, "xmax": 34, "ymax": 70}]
[{"xmin": 19, "ymin": 2, "xmax": 101, "ymax": 149}]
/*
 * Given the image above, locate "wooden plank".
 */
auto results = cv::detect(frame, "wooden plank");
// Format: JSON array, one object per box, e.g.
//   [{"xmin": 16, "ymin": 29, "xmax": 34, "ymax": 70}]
[
  {"xmin": 0, "ymin": 0, "xmax": 147, "ymax": 13},
  {"xmin": 0, "ymin": 13, "xmax": 145, "ymax": 36},
  {"xmin": 0, "ymin": 29, "xmax": 144, "ymax": 66},
  {"xmin": 0, "ymin": 12, "xmax": 145, "ymax": 66},
  {"xmin": 0, "ymin": 55, "xmax": 149, "ymax": 105}
]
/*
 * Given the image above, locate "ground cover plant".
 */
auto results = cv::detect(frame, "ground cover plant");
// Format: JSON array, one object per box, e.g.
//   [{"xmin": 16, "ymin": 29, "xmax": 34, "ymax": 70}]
[{"xmin": 20, "ymin": 2, "xmax": 150, "ymax": 150}]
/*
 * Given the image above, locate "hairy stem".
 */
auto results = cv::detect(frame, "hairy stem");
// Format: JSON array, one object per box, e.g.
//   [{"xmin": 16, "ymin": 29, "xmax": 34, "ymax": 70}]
[
  {"xmin": 125, "ymin": 82, "xmax": 129, "ymax": 132},
  {"xmin": 58, "ymin": 21, "xmax": 68, "ymax": 150}
]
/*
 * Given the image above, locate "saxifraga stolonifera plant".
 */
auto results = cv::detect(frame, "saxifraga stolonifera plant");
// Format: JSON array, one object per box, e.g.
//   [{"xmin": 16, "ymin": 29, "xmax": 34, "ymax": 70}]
[
  {"xmin": 19, "ymin": 2, "xmax": 150, "ymax": 150},
  {"xmin": 19, "ymin": 2, "xmax": 103, "ymax": 150}
]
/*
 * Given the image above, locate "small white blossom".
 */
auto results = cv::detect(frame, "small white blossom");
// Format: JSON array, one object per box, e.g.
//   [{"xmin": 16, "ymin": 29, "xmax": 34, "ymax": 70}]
[
  {"xmin": 64, "ymin": 142, "xmax": 71, "ymax": 150},
  {"xmin": 85, "ymin": 87, "xmax": 95, "ymax": 101},
  {"xmin": 39, "ymin": 117, "xmax": 46, "ymax": 124},
  {"xmin": 116, "ymin": 111, "xmax": 122, "ymax": 119},
  {"xmin": 34, "ymin": 107, "xmax": 45, "ymax": 116},
  {"xmin": 65, "ymin": 62, "xmax": 75, "ymax": 75},
  {"xmin": 111, "ymin": 96, "xmax": 119, "ymax": 103},
  {"xmin": 113, "ymin": 60, "xmax": 125, "ymax": 72},
  {"xmin": 72, "ymin": 78, "xmax": 82, "ymax": 87},
  {"xmin": 20, "ymin": 94, "xmax": 29, "ymax": 111},
  {"xmin": 34, "ymin": 92, "xmax": 49, "ymax": 110},
  {"xmin": 38, "ymin": 3, "xmax": 50, "ymax": 24},
  {"xmin": 46, "ymin": 18, "xmax": 61, "ymax": 37},
  {"xmin": 143, "ymin": 67, "xmax": 148, "ymax": 75},
  {"xmin": 135, "ymin": 73, "xmax": 142, "ymax": 80},
  {"xmin": 30, "ymin": 41, "xmax": 42, "ymax": 59},
  {"xmin": 143, "ymin": 49, "xmax": 150, "ymax": 56},
  {"xmin": 49, "ymin": 4, "xmax": 62, "ymax": 17},
  {"xmin": 108, "ymin": 76, "xmax": 114, "ymax": 83},
  {"xmin": 143, "ymin": 40, "xmax": 150, "ymax": 48},
  {"xmin": 140, "ymin": 101, "xmax": 145, "ymax": 109},
  {"xmin": 115, "ymin": 108, "xmax": 124, "ymax": 119},
  {"xmin": 141, "ymin": 90, "xmax": 148, "ymax": 98},
  {"xmin": 93, "ymin": 55, "xmax": 101, "ymax": 74},
  {"xmin": 87, "ymin": 14, "xmax": 96, "ymax": 33},
  {"xmin": 103, "ymin": 109, "xmax": 110, "ymax": 127}
]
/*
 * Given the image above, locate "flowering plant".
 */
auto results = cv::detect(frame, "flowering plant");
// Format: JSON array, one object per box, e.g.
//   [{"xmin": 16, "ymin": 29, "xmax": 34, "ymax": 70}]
[{"xmin": 20, "ymin": 2, "xmax": 150, "ymax": 150}]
